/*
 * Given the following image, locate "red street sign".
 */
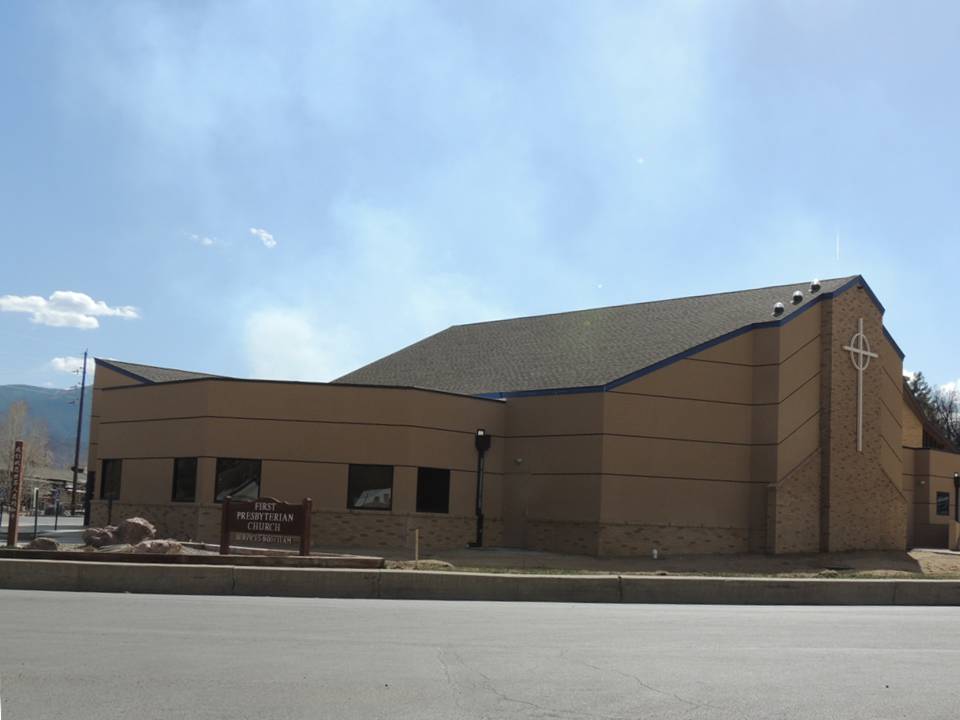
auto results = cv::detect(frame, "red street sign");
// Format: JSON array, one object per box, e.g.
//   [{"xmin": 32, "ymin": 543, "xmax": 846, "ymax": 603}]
[{"xmin": 6, "ymin": 441, "xmax": 24, "ymax": 547}]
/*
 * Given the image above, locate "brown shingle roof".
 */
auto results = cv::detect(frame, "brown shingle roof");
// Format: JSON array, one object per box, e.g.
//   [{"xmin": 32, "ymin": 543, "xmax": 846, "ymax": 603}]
[
  {"xmin": 96, "ymin": 359, "xmax": 222, "ymax": 384},
  {"xmin": 336, "ymin": 276, "xmax": 861, "ymax": 396}
]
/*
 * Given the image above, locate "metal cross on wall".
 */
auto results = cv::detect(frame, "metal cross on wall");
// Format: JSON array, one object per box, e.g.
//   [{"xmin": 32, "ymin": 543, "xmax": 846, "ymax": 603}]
[{"xmin": 842, "ymin": 317, "xmax": 878, "ymax": 453}]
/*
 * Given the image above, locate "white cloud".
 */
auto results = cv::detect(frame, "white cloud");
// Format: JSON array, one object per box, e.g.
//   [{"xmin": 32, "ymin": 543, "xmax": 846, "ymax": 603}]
[
  {"xmin": 250, "ymin": 227, "xmax": 276, "ymax": 249},
  {"xmin": 190, "ymin": 233, "xmax": 216, "ymax": 247},
  {"xmin": 244, "ymin": 309, "xmax": 355, "ymax": 382},
  {"xmin": 0, "ymin": 291, "xmax": 139, "ymax": 329},
  {"xmin": 50, "ymin": 355, "xmax": 96, "ymax": 379}
]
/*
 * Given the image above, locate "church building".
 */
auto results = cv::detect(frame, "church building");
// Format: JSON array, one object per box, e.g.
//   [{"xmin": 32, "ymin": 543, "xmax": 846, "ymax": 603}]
[{"xmin": 86, "ymin": 275, "xmax": 960, "ymax": 555}]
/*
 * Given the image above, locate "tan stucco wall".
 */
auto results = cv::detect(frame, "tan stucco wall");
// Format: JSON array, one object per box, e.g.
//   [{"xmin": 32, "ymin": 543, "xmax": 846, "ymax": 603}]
[
  {"xmin": 601, "ymin": 300, "xmax": 825, "ymax": 555},
  {"xmin": 902, "ymin": 398, "xmax": 924, "ymax": 449},
  {"xmin": 91, "ymin": 378, "xmax": 506, "ymax": 551},
  {"xmin": 904, "ymin": 448, "xmax": 960, "ymax": 548},
  {"xmin": 500, "ymin": 392, "xmax": 604, "ymax": 554},
  {"xmin": 86, "ymin": 364, "xmax": 147, "ymax": 508}
]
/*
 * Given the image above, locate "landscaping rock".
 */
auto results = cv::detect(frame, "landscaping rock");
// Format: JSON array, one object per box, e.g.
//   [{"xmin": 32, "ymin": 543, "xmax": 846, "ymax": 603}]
[
  {"xmin": 96, "ymin": 543, "xmax": 134, "ymax": 553},
  {"xmin": 25, "ymin": 537, "xmax": 59, "ymax": 551},
  {"xmin": 133, "ymin": 539, "xmax": 183, "ymax": 555},
  {"xmin": 116, "ymin": 517, "xmax": 157, "ymax": 545},
  {"xmin": 82, "ymin": 526, "xmax": 119, "ymax": 548}
]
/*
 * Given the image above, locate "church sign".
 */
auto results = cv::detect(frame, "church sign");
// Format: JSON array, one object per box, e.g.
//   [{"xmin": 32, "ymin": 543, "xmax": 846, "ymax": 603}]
[
  {"xmin": 5, "ymin": 441, "xmax": 24, "ymax": 548},
  {"xmin": 219, "ymin": 496, "xmax": 313, "ymax": 556}
]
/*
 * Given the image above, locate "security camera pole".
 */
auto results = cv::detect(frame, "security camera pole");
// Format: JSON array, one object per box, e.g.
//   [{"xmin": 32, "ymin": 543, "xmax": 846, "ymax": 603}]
[
  {"xmin": 471, "ymin": 429, "xmax": 492, "ymax": 547},
  {"xmin": 70, "ymin": 350, "xmax": 88, "ymax": 515}
]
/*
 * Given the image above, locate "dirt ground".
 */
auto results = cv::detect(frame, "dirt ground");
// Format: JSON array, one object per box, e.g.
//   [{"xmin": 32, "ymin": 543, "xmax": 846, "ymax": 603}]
[{"xmin": 315, "ymin": 544, "xmax": 960, "ymax": 578}]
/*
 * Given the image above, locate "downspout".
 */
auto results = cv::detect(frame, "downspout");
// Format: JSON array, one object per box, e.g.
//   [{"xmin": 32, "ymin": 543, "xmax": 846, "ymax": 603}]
[
  {"xmin": 471, "ymin": 429, "xmax": 492, "ymax": 547},
  {"xmin": 953, "ymin": 473, "xmax": 959, "ymax": 550},
  {"xmin": 954, "ymin": 474, "xmax": 959, "ymax": 523}
]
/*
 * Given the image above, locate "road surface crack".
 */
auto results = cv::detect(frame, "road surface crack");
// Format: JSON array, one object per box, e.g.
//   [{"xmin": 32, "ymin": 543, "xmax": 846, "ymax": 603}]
[
  {"xmin": 449, "ymin": 650, "xmax": 624, "ymax": 720},
  {"xmin": 573, "ymin": 658, "xmax": 741, "ymax": 719}
]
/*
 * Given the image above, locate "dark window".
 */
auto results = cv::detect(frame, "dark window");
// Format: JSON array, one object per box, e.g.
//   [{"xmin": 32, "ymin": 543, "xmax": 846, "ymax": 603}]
[
  {"xmin": 215, "ymin": 458, "xmax": 261, "ymax": 502},
  {"xmin": 172, "ymin": 458, "xmax": 198, "ymax": 502},
  {"xmin": 416, "ymin": 467, "xmax": 450, "ymax": 514},
  {"xmin": 100, "ymin": 459, "xmax": 122, "ymax": 500},
  {"xmin": 937, "ymin": 491, "xmax": 950, "ymax": 516},
  {"xmin": 347, "ymin": 464, "xmax": 393, "ymax": 510}
]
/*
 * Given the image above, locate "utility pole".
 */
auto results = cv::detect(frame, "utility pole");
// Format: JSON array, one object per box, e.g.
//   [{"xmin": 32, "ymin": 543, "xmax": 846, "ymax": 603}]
[{"xmin": 70, "ymin": 350, "xmax": 88, "ymax": 515}]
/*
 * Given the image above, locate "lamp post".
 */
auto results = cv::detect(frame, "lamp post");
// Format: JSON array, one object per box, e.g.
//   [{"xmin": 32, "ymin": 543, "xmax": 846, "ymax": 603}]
[{"xmin": 471, "ymin": 429, "xmax": 492, "ymax": 547}]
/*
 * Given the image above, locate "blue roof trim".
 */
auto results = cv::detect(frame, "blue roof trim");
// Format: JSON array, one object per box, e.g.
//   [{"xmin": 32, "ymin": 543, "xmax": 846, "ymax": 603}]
[
  {"xmin": 475, "ymin": 275, "xmax": 898, "ymax": 399},
  {"xmin": 882, "ymin": 327, "xmax": 906, "ymax": 360},
  {"xmin": 476, "ymin": 384, "xmax": 604, "ymax": 400},
  {"xmin": 95, "ymin": 358, "xmax": 156, "ymax": 384}
]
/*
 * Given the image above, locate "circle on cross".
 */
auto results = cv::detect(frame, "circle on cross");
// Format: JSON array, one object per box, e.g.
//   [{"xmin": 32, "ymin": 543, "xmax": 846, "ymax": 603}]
[
  {"xmin": 847, "ymin": 330, "xmax": 873, "ymax": 371},
  {"xmin": 843, "ymin": 317, "xmax": 878, "ymax": 372}
]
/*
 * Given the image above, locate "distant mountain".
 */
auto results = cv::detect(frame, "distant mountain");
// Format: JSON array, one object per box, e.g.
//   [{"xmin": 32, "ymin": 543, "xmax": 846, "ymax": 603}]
[{"xmin": 0, "ymin": 385, "xmax": 91, "ymax": 468}]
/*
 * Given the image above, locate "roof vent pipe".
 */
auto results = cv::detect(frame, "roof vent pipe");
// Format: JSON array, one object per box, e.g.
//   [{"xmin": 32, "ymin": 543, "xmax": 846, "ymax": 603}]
[
  {"xmin": 792, "ymin": 290, "xmax": 804, "ymax": 304},
  {"xmin": 772, "ymin": 302, "xmax": 785, "ymax": 317},
  {"xmin": 810, "ymin": 279, "xmax": 821, "ymax": 293}
]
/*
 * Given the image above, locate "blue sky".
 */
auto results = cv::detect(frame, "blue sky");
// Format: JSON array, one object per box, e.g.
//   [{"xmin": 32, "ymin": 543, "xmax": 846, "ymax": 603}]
[{"xmin": 1, "ymin": 0, "xmax": 958, "ymax": 389}]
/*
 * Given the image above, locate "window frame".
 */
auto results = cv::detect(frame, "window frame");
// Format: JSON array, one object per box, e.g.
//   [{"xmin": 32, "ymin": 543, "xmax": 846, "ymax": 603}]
[
  {"xmin": 100, "ymin": 459, "xmax": 122, "ymax": 500},
  {"xmin": 214, "ymin": 458, "xmax": 262, "ymax": 503},
  {"xmin": 936, "ymin": 491, "xmax": 950, "ymax": 516},
  {"xmin": 346, "ymin": 464, "xmax": 394, "ymax": 511},
  {"xmin": 416, "ymin": 467, "xmax": 451, "ymax": 514},
  {"xmin": 171, "ymin": 457, "xmax": 198, "ymax": 503}
]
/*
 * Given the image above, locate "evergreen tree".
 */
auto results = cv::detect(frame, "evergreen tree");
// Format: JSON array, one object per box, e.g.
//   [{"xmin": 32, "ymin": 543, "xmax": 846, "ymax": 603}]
[{"xmin": 908, "ymin": 371, "xmax": 934, "ymax": 412}]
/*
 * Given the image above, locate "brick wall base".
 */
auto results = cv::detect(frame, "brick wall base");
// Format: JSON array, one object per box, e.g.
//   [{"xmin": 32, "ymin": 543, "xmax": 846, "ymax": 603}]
[
  {"xmin": 526, "ymin": 521, "xmax": 601, "ymax": 556},
  {"xmin": 310, "ymin": 511, "xmax": 503, "ymax": 552},
  {"xmin": 89, "ymin": 501, "xmax": 207, "ymax": 541},
  {"xmin": 521, "ymin": 520, "xmax": 749, "ymax": 557},
  {"xmin": 598, "ymin": 523, "xmax": 749, "ymax": 556},
  {"xmin": 768, "ymin": 451, "xmax": 822, "ymax": 554}
]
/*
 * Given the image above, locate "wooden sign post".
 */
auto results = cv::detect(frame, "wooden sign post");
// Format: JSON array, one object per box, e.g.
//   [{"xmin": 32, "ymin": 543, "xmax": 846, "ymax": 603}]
[
  {"xmin": 6, "ymin": 441, "xmax": 24, "ymax": 547},
  {"xmin": 219, "ymin": 496, "xmax": 312, "ymax": 556}
]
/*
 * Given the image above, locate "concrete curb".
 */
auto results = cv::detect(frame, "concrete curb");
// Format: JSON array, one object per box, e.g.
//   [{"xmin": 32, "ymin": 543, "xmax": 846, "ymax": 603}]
[{"xmin": 3, "ymin": 559, "xmax": 960, "ymax": 605}]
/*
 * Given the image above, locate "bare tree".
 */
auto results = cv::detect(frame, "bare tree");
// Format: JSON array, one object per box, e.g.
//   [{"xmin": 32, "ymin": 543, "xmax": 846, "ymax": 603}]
[
  {"xmin": 928, "ymin": 384, "xmax": 960, "ymax": 448},
  {"xmin": 0, "ymin": 401, "xmax": 54, "ymax": 490}
]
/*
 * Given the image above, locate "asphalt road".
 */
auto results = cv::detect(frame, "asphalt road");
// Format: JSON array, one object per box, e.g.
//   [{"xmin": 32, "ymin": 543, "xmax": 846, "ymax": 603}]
[{"xmin": 0, "ymin": 591, "xmax": 958, "ymax": 719}]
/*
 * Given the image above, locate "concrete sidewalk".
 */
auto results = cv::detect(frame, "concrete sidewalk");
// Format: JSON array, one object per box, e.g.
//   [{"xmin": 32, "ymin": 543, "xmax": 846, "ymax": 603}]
[{"xmin": 3, "ymin": 558, "xmax": 960, "ymax": 605}]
